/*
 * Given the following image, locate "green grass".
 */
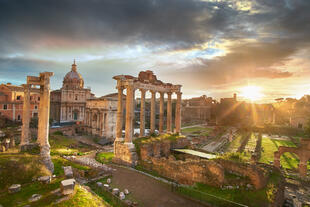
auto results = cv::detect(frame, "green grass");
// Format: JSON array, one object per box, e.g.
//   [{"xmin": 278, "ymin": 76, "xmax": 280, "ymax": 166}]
[
  {"xmin": 225, "ymin": 133, "xmax": 243, "ymax": 153},
  {"xmin": 52, "ymin": 156, "xmax": 91, "ymax": 176},
  {"xmin": 0, "ymin": 154, "xmax": 51, "ymax": 190},
  {"xmin": 181, "ymin": 126, "xmax": 211, "ymax": 136},
  {"xmin": 176, "ymin": 171, "xmax": 282, "ymax": 207},
  {"xmin": 49, "ymin": 185, "xmax": 109, "ymax": 207},
  {"xmin": 259, "ymin": 137, "xmax": 309, "ymax": 170},
  {"xmin": 96, "ymin": 152, "xmax": 114, "ymax": 164}
]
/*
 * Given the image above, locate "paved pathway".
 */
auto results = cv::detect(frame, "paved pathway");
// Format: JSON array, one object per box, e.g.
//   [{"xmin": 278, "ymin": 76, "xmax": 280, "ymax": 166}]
[{"xmin": 111, "ymin": 165, "xmax": 205, "ymax": 207}]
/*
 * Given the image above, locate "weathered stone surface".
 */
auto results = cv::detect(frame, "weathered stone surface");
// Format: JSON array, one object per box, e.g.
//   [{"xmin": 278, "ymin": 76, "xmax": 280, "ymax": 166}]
[
  {"xmin": 96, "ymin": 182, "xmax": 102, "ymax": 187},
  {"xmin": 124, "ymin": 189, "xmax": 129, "ymax": 195},
  {"xmin": 113, "ymin": 141, "xmax": 137, "ymax": 167},
  {"xmin": 119, "ymin": 192, "xmax": 125, "ymax": 200},
  {"xmin": 112, "ymin": 188, "xmax": 119, "ymax": 195},
  {"xmin": 28, "ymin": 194, "xmax": 42, "ymax": 202},
  {"xmin": 63, "ymin": 166, "xmax": 73, "ymax": 178},
  {"xmin": 8, "ymin": 184, "xmax": 21, "ymax": 193},
  {"xmin": 103, "ymin": 184, "xmax": 109, "ymax": 188},
  {"xmin": 38, "ymin": 176, "xmax": 51, "ymax": 184},
  {"xmin": 60, "ymin": 179, "xmax": 76, "ymax": 195},
  {"xmin": 107, "ymin": 178, "xmax": 111, "ymax": 184}
]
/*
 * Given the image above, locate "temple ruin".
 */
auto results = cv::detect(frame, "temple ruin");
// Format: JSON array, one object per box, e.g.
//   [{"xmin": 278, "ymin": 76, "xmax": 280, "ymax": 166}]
[
  {"xmin": 113, "ymin": 70, "xmax": 182, "ymax": 166},
  {"xmin": 274, "ymin": 138, "xmax": 310, "ymax": 177},
  {"xmin": 20, "ymin": 72, "xmax": 54, "ymax": 173}
]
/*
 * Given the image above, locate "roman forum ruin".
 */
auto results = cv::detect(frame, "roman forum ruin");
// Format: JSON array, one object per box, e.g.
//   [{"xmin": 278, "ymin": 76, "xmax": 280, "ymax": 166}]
[
  {"xmin": 113, "ymin": 70, "xmax": 182, "ymax": 166},
  {"xmin": 20, "ymin": 72, "xmax": 54, "ymax": 173}
]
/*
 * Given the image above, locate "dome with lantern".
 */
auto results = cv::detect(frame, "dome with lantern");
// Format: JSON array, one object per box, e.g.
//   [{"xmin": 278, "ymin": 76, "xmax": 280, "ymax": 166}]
[{"xmin": 63, "ymin": 60, "xmax": 84, "ymax": 89}]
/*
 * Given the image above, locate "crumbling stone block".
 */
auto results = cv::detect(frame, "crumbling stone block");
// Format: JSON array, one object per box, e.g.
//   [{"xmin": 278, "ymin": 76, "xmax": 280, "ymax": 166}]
[
  {"xmin": 8, "ymin": 184, "xmax": 21, "ymax": 193},
  {"xmin": 63, "ymin": 166, "xmax": 73, "ymax": 178},
  {"xmin": 60, "ymin": 179, "xmax": 76, "ymax": 195}
]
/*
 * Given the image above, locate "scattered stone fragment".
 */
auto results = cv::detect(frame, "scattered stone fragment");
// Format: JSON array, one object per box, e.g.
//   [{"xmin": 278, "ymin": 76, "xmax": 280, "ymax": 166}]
[
  {"xmin": 63, "ymin": 166, "xmax": 73, "ymax": 178},
  {"xmin": 107, "ymin": 178, "xmax": 111, "ymax": 184},
  {"xmin": 103, "ymin": 184, "xmax": 109, "ymax": 188},
  {"xmin": 38, "ymin": 176, "xmax": 51, "ymax": 184},
  {"xmin": 112, "ymin": 188, "xmax": 119, "ymax": 195},
  {"xmin": 124, "ymin": 188, "xmax": 129, "ymax": 195},
  {"xmin": 124, "ymin": 200, "xmax": 132, "ymax": 206},
  {"xmin": 96, "ymin": 182, "xmax": 103, "ymax": 187},
  {"xmin": 28, "ymin": 194, "xmax": 42, "ymax": 202},
  {"xmin": 132, "ymin": 201, "xmax": 138, "ymax": 206},
  {"xmin": 119, "ymin": 192, "xmax": 125, "ymax": 200},
  {"xmin": 60, "ymin": 179, "xmax": 76, "ymax": 195},
  {"xmin": 8, "ymin": 184, "xmax": 21, "ymax": 193},
  {"xmin": 52, "ymin": 175, "xmax": 56, "ymax": 178},
  {"xmin": 246, "ymin": 184, "xmax": 253, "ymax": 189}
]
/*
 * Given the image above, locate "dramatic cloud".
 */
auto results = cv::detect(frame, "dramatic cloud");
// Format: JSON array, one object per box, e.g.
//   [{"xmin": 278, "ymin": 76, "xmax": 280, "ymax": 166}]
[{"xmin": 0, "ymin": 0, "xmax": 309, "ymax": 102}]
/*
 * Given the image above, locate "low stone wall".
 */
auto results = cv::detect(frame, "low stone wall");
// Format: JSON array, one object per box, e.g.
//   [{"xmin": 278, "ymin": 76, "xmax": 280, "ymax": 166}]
[
  {"xmin": 217, "ymin": 159, "xmax": 268, "ymax": 190},
  {"xmin": 139, "ymin": 137, "xmax": 190, "ymax": 161},
  {"xmin": 143, "ymin": 157, "xmax": 225, "ymax": 186}
]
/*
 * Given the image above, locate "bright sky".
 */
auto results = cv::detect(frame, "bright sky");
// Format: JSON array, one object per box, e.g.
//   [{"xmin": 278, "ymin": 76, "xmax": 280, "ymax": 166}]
[{"xmin": 0, "ymin": 0, "xmax": 310, "ymax": 103}]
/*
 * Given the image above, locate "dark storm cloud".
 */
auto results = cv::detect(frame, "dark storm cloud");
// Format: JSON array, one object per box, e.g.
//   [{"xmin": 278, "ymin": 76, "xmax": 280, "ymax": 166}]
[{"xmin": 0, "ymin": 0, "xmax": 250, "ymax": 54}]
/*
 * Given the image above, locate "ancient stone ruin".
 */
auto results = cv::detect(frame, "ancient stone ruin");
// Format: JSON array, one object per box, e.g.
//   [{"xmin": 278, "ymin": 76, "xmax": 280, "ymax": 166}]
[
  {"xmin": 274, "ymin": 138, "xmax": 310, "ymax": 177},
  {"xmin": 20, "ymin": 72, "xmax": 54, "ymax": 173},
  {"xmin": 113, "ymin": 70, "xmax": 182, "ymax": 166}
]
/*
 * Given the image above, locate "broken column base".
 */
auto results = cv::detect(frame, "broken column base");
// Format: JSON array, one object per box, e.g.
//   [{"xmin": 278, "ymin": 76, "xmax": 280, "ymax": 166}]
[
  {"xmin": 40, "ymin": 145, "xmax": 54, "ymax": 173},
  {"xmin": 113, "ymin": 141, "xmax": 138, "ymax": 167}
]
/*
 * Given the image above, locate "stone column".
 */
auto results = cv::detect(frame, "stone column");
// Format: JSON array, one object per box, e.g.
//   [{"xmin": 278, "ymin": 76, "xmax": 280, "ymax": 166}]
[
  {"xmin": 159, "ymin": 92, "xmax": 164, "ymax": 133},
  {"xmin": 150, "ymin": 90, "xmax": 156, "ymax": 134},
  {"xmin": 175, "ymin": 92, "xmax": 182, "ymax": 134},
  {"xmin": 37, "ymin": 72, "xmax": 54, "ymax": 173},
  {"xmin": 139, "ymin": 89, "xmax": 146, "ymax": 137},
  {"xmin": 125, "ymin": 85, "xmax": 134, "ymax": 143},
  {"xmin": 166, "ymin": 92, "xmax": 172, "ymax": 133},
  {"xmin": 20, "ymin": 84, "xmax": 31, "ymax": 147},
  {"xmin": 115, "ymin": 87, "xmax": 124, "ymax": 141}
]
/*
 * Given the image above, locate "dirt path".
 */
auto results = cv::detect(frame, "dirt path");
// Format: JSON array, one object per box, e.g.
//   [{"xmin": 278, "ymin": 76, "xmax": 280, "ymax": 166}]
[{"xmin": 110, "ymin": 166, "xmax": 205, "ymax": 207}]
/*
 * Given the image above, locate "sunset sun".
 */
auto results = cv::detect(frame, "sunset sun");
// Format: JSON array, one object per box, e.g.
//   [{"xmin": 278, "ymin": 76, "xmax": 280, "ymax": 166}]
[{"xmin": 240, "ymin": 85, "xmax": 263, "ymax": 101}]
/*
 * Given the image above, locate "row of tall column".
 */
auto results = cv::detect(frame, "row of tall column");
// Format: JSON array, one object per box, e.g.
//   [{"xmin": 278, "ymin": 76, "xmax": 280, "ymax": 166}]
[{"xmin": 115, "ymin": 85, "xmax": 182, "ymax": 144}]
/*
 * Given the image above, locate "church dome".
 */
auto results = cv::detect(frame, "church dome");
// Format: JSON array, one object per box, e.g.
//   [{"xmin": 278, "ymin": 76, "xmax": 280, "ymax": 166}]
[{"xmin": 63, "ymin": 60, "xmax": 84, "ymax": 89}]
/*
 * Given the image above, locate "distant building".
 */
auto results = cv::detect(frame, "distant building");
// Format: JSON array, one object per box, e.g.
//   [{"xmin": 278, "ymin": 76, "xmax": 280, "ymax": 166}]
[
  {"xmin": 0, "ymin": 83, "xmax": 40, "ymax": 122},
  {"xmin": 182, "ymin": 95, "xmax": 216, "ymax": 125},
  {"xmin": 50, "ymin": 61, "xmax": 94, "ymax": 123}
]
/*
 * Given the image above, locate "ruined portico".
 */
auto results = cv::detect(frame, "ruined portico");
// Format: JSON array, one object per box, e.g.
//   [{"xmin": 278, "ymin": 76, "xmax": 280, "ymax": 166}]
[
  {"xmin": 113, "ymin": 70, "xmax": 182, "ymax": 166},
  {"xmin": 20, "ymin": 72, "xmax": 54, "ymax": 173}
]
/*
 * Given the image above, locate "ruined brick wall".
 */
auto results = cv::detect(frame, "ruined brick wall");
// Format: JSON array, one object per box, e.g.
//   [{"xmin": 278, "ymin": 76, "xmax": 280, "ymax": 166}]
[
  {"xmin": 113, "ymin": 141, "xmax": 137, "ymax": 167},
  {"xmin": 217, "ymin": 159, "xmax": 268, "ymax": 190},
  {"xmin": 139, "ymin": 137, "xmax": 190, "ymax": 161},
  {"xmin": 143, "ymin": 157, "xmax": 225, "ymax": 186}
]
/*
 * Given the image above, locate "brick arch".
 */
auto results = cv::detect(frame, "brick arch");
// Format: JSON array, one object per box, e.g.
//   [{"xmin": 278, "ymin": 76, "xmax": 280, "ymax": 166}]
[{"xmin": 274, "ymin": 139, "xmax": 310, "ymax": 177}]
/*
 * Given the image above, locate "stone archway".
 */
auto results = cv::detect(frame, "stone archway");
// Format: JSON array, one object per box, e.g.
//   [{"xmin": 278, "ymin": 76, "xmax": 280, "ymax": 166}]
[{"xmin": 274, "ymin": 139, "xmax": 310, "ymax": 177}]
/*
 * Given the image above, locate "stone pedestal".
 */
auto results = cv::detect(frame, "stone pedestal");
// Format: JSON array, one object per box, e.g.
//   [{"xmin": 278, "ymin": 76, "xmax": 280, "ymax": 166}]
[
  {"xmin": 61, "ymin": 179, "xmax": 76, "ymax": 195},
  {"xmin": 113, "ymin": 141, "xmax": 137, "ymax": 167}
]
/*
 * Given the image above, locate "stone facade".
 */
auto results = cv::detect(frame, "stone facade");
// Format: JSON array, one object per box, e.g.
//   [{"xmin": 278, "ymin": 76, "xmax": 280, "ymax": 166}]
[
  {"xmin": 182, "ymin": 95, "xmax": 216, "ymax": 125},
  {"xmin": 113, "ymin": 70, "xmax": 182, "ymax": 166},
  {"xmin": 0, "ymin": 83, "xmax": 40, "ymax": 122},
  {"xmin": 50, "ymin": 61, "xmax": 93, "ymax": 123},
  {"xmin": 83, "ymin": 93, "xmax": 122, "ymax": 139}
]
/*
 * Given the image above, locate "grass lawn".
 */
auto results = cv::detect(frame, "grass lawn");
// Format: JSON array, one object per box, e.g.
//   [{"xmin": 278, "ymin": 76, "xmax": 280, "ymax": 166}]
[
  {"xmin": 50, "ymin": 134, "xmax": 93, "ymax": 156},
  {"xmin": 181, "ymin": 126, "xmax": 211, "ymax": 136},
  {"xmin": 259, "ymin": 137, "xmax": 309, "ymax": 170},
  {"xmin": 96, "ymin": 152, "xmax": 114, "ymax": 164},
  {"xmin": 177, "ymin": 171, "xmax": 282, "ymax": 207},
  {"xmin": 225, "ymin": 133, "xmax": 243, "ymax": 153}
]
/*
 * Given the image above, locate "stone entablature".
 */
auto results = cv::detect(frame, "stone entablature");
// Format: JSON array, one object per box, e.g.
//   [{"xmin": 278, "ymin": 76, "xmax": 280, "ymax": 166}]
[{"xmin": 113, "ymin": 70, "xmax": 182, "ymax": 166}]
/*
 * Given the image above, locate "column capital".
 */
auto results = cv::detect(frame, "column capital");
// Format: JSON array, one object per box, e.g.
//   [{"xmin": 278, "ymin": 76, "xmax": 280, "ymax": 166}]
[
  {"xmin": 139, "ymin": 88, "xmax": 147, "ymax": 93},
  {"xmin": 150, "ymin": 90, "xmax": 156, "ymax": 95},
  {"xmin": 176, "ymin": 92, "xmax": 183, "ymax": 95},
  {"xmin": 167, "ymin": 91, "xmax": 173, "ymax": 96}
]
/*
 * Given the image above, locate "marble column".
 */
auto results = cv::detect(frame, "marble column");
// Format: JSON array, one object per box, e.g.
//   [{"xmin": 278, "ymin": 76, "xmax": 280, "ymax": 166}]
[
  {"xmin": 175, "ymin": 92, "xmax": 182, "ymax": 134},
  {"xmin": 21, "ymin": 84, "xmax": 31, "ymax": 146},
  {"xmin": 115, "ymin": 87, "xmax": 124, "ymax": 141},
  {"xmin": 125, "ymin": 85, "xmax": 134, "ymax": 143},
  {"xmin": 37, "ymin": 72, "xmax": 54, "ymax": 173},
  {"xmin": 166, "ymin": 92, "xmax": 172, "ymax": 133},
  {"xmin": 159, "ymin": 92, "xmax": 164, "ymax": 133},
  {"xmin": 139, "ymin": 89, "xmax": 146, "ymax": 137},
  {"xmin": 150, "ymin": 90, "xmax": 156, "ymax": 134}
]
